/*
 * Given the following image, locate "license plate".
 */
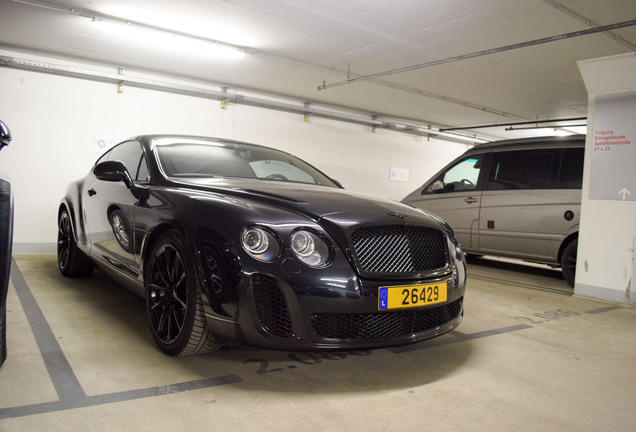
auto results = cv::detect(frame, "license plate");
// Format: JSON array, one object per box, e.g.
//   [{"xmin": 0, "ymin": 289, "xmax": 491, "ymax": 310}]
[{"xmin": 378, "ymin": 281, "xmax": 448, "ymax": 311}]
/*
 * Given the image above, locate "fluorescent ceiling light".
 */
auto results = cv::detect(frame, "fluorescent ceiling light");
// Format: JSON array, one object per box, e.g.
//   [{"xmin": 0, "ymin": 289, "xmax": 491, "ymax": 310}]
[
  {"xmin": 90, "ymin": 17, "xmax": 245, "ymax": 60},
  {"xmin": 99, "ymin": 5, "xmax": 257, "ymax": 48},
  {"xmin": 559, "ymin": 126, "xmax": 587, "ymax": 135}
]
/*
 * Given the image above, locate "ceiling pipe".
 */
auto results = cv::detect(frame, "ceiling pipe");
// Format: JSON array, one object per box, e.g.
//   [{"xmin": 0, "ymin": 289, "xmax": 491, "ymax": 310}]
[
  {"xmin": 543, "ymin": 0, "xmax": 636, "ymax": 51},
  {"xmin": 440, "ymin": 116, "xmax": 587, "ymax": 132},
  {"xmin": 4, "ymin": 0, "xmax": 523, "ymax": 123},
  {"xmin": 0, "ymin": 55, "xmax": 488, "ymax": 144},
  {"xmin": 318, "ymin": 19, "xmax": 636, "ymax": 90},
  {"xmin": 8, "ymin": 0, "xmax": 528, "ymax": 122}
]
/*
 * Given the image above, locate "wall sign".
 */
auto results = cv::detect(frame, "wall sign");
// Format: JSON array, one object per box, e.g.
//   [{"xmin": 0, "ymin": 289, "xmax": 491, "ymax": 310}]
[
  {"xmin": 389, "ymin": 167, "xmax": 409, "ymax": 182},
  {"xmin": 589, "ymin": 90, "xmax": 636, "ymax": 201},
  {"xmin": 95, "ymin": 135, "xmax": 121, "ymax": 154}
]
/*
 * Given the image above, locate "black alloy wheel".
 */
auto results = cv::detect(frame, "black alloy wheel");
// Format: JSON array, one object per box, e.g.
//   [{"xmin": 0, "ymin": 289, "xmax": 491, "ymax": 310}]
[
  {"xmin": 57, "ymin": 210, "xmax": 94, "ymax": 277},
  {"xmin": 145, "ymin": 230, "xmax": 218, "ymax": 356}
]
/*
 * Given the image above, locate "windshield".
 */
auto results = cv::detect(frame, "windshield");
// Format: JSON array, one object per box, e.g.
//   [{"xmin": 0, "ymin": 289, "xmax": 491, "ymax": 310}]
[{"xmin": 153, "ymin": 139, "xmax": 338, "ymax": 187}]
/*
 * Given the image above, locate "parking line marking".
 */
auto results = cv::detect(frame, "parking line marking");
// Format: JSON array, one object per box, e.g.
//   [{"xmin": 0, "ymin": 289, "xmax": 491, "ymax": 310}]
[
  {"xmin": 1, "ymin": 259, "xmax": 243, "ymax": 420},
  {"xmin": 0, "ymin": 374, "xmax": 242, "ymax": 419},
  {"xmin": 388, "ymin": 324, "xmax": 533, "ymax": 354},
  {"xmin": 585, "ymin": 306, "xmax": 621, "ymax": 314},
  {"xmin": 10, "ymin": 258, "xmax": 86, "ymax": 402},
  {"xmin": 469, "ymin": 274, "xmax": 572, "ymax": 295}
]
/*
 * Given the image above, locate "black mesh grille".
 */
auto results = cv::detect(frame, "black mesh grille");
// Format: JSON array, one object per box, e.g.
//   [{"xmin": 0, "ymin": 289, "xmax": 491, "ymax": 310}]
[
  {"xmin": 351, "ymin": 225, "xmax": 448, "ymax": 274},
  {"xmin": 251, "ymin": 275, "xmax": 294, "ymax": 338},
  {"xmin": 311, "ymin": 298, "xmax": 462, "ymax": 340}
]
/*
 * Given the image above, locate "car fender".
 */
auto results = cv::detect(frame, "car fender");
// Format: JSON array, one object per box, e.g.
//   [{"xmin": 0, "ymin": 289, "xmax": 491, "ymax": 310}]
[{"xmin": 60, "ymin": 183, "xmax": 82, "ymax": 238}]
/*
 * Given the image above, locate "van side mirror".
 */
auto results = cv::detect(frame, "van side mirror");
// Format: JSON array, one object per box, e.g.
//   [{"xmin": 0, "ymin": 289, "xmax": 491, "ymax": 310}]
[
  {"xmin": 431, "ymin": 180, "xmax": 445, "ymax": 193},
  {"xmin": 94, "ymin": 160, "xmax": 134, "ymax": 189},
  {"xmin": 330, "ymin": 178, "xmax": 344, "ymax": 189}
]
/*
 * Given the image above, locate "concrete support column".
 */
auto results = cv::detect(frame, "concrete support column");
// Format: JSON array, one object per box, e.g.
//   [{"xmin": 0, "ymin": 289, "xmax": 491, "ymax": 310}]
[{"xmin": 576, "ymin": 53, "xmax": 636, "ymax": 304}]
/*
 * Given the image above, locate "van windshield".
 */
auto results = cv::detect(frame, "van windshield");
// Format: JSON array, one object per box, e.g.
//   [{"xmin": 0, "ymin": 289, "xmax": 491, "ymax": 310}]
[{"xmin": 427, "ymin": 156, "xmax": 482, "ymax": 193}]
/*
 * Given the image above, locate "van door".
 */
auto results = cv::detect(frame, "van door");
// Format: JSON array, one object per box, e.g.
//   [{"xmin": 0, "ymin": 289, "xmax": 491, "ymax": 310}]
[
  {"xmin": 403, "ymin": 155, "xmax": 484, "ymax": 249},
  {"xmin": 478, "ymin": 148, "xmax": 583, "ymax": 263}
]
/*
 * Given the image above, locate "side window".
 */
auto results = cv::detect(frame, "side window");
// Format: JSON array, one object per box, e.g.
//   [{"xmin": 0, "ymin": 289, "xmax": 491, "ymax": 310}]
[
  {"xmin": 487, "ymin": 149, "xmax": 559, "ymax": 190},
  {"xmin": 558, "ymin": 148, "xmax": 584, "ymax": 188},
  {"xmin": 98, "ymin": 141, "xmax": 146, "ymax": 182},
  {"xmin": 520, "ymin": 152, "xmax": 555, "ymax": 188},
  {"xmin": 136, "ymin": 153, "xmax": 150, "ymax": 183},
  {"xmin": 425, "ymin": 156, "xmax": 483, "ymax": 193}
]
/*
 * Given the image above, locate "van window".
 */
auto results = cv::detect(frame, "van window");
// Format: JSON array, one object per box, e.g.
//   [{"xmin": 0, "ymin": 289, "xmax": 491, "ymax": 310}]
[
  {"xmin": 521, "ymin": 152, "xmax": 555, "ymax": 187},
  {"xmin": 425, "ymin": 156, "xmax": 483, "ymax": 193},
  {"xmin": 557, "ymin": 148, "xmax": 584, "ymax": 188},
  {"xmin": 487, "ymin": 149, "xmax": 561, "ymax": 190}
]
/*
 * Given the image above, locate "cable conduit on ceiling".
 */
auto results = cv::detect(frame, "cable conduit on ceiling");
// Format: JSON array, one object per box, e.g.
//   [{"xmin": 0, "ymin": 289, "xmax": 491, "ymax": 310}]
[
  {"xmin": 440, "ymin": 117, "xmax": 587, "ymax": 132},
  {"xmin": 542, "ymin": 0, "xmax": 636, "ymax": 51},
  {"xmin": 0, "ymin": 55, "xmax": 487, "ymax": 144},
  {"xmin": 318, "ymin": 19, "xmax": 636, "ymax": 90}
]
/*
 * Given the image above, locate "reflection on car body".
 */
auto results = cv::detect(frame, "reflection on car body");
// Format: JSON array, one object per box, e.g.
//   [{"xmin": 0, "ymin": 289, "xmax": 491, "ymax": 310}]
[{"xmin": 59, "ymin": 135, "xmax": 466, "ymax": 356}]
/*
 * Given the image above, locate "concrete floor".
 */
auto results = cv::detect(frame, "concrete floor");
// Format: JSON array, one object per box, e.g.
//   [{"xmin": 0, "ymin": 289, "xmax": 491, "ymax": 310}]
[{"xmin": 0, "ymin": 254, "xmax": 634, "ymax": 432}]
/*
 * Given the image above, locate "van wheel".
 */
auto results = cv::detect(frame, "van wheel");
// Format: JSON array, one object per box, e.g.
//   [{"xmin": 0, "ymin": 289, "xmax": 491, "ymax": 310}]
[{"xmin": 560, "ymin": 239, "xmax": 577, "ymax": 287}]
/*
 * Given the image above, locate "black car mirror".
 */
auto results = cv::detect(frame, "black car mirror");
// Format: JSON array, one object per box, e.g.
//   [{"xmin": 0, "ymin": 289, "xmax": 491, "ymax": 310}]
[
  {"xmin": 94, "ymin": 160, "xmax": 134, "ymax": 188},
  {"xmin": 0, "ymin": 120, "xmax": 12, "ymax": 151}
]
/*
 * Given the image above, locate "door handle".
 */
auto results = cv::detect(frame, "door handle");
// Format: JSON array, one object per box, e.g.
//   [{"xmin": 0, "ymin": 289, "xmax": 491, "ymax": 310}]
[
  {"xmin": 464, "ymin": 196, "xmax": 479, "ymax": 204},
  {"xmin": 88, "ymin": 188, "xmax": 97, "ymax": 197}
]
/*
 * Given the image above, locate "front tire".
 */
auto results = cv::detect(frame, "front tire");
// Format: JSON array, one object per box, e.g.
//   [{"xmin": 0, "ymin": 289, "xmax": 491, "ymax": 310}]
[
  {"xmin": 57, "ymin": 210, "xmax": 94, "ymax": 277},
  {"xmin": 560, "ymin": 239, "xmax": 577, "ymax": 287},
  {"xmin": 145, "ymin": 230, "xmax": 219, "ymax": 356}
]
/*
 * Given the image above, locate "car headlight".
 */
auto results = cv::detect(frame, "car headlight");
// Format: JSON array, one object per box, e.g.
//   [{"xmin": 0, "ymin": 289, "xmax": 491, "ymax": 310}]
[
  {"xmin": 241, "ymin": 226, "xmax": 281, "ymax": 261},
  {"xmin": 291, "ymin": 229, "xmax": 330, "ymax": 268}
]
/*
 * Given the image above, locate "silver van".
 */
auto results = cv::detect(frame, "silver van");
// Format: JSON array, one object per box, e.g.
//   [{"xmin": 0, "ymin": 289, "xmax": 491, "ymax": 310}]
[{"xmin": 402, "ymin": 135, "xmax": 584, "ymax": 286}]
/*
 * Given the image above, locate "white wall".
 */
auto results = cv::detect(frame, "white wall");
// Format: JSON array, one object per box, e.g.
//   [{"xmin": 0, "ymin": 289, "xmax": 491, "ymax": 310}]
[
  {"xmin": 0, "ymin": 50, "xmax": 470, "ymax": 252},
  {"xmin": 576, "ymin": 53, "xmax": 636, "ymax": 304}
]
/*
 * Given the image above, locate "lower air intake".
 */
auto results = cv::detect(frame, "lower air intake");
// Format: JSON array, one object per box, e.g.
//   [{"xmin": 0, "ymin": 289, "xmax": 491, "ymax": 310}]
[
  {"xmin": 251, "ymin": 274, "xmax": 294, "ymax": 338},
  {"xmin": 311, "ymin": 298, "xmax": 462, "ymax": 340}
]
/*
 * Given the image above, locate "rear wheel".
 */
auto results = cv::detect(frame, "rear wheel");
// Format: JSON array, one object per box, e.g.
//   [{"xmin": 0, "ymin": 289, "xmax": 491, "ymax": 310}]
[
  {"xmin": 57, "ymin": 210, "xmax": 94, "ymax": 277},
  {"xmin": 560, "ymin": 239, "xmax": 577, "ymax": 287},
  {"xmin": 145, "ymin": 230, "xmax": 219, "ymax": 356}
]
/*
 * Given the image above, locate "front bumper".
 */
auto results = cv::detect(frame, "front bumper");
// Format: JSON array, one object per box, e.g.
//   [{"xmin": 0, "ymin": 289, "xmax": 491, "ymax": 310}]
[
  {"xmin": 196, "ymin": 221, "xmax": 467, "ymax": 351},
  {"xmin": 205, "ymin": 258, "xmax": 465, "ymax": 351}
]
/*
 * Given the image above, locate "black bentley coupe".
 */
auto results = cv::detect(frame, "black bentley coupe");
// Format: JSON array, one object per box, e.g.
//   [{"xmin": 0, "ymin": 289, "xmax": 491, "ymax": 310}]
[{"xmin": 58, "ymin": 135, "xmax": 466, "ymax": 356}]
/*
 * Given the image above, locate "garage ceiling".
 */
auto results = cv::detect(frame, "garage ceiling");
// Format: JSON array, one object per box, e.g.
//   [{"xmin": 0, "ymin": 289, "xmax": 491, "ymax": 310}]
[{"xmin": 1, "ymin": 0, "xmax": 635, "ymax": 141}]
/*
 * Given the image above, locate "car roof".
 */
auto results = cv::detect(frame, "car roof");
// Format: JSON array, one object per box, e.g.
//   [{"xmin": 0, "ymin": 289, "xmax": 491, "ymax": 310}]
[{"xmin": 466, "ymin": 134, "xmax": 585, "ymax": 154}]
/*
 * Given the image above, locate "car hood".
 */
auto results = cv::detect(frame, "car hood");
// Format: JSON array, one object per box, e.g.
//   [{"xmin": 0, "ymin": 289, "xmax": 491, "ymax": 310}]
[{"xmin": 168, "ymin": 177, "xmax": 441, "ymax": 229}]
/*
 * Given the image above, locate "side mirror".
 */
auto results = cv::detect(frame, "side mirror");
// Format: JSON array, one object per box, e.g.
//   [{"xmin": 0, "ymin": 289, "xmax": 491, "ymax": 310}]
[
  {"xmin": 94, "ymin": 160, "xmax": 134, "ymax": 188},
  {"xmin": 330, "ymin": 178, "xmax": 344, "ymax": 189},
  {"xmin": 431, "ymin": 180, "xmax": 445, "ymax": 193},
  {"xmin": 0, "ymin": 120, "xmax": 12, "ymax": 151}
]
